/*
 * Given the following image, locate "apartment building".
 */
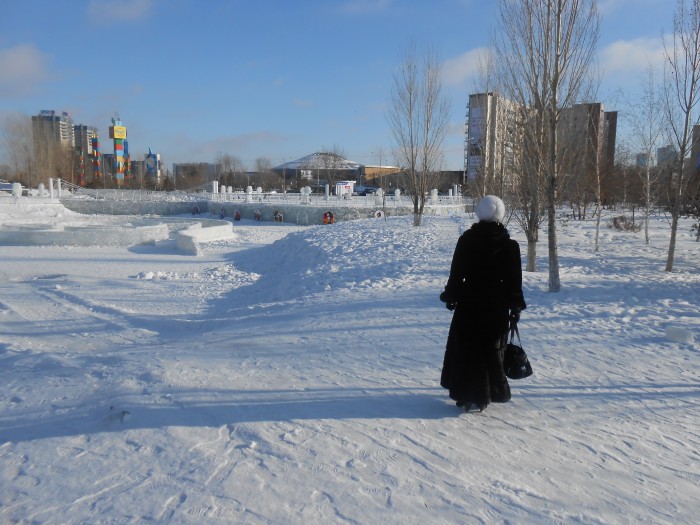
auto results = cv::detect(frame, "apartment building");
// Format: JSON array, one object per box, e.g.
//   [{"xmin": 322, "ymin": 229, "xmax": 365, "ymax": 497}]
[
  {"xmin": 74, "ymin": 124, "xmax": 99, "ymax": 156},
  {"xmin": 464, "ymin": 92, "xmax": 522, "ymax": 184},
  {"xmin": 464, "ymin": 93, "xmax": 617, "ymax": 195},
  {"xmin": 31, "ymin": 110, "xmax": 75, "ymax": 148}
]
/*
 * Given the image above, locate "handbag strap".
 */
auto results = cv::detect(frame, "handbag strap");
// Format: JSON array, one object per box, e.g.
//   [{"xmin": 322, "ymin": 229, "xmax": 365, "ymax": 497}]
[{"xmin": 509, "ymin": 320, "xmax": 522, "ymax": 347}]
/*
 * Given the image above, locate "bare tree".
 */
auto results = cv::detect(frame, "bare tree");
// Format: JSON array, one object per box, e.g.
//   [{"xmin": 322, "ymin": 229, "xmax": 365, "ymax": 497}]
[
  {"xmin": 561, "ymin": 103, "xmax": 611, "ymax": 252},
  {"xmin": 494, "ymin": 0, "xmax": 600, "ymax": 291},
  {"xmin": 216, "ymin": 153, "xmax": 233, "ymax": 188},
  {"xmin": 254, "ymin": 156, "xmax": 272, "ymax": 176},
  {"xmin": 32, "ymin": 123, "xmax": 55, "ymax": 188},
  {"xmin": 612, "ymin": 143, "xmax": 637, "ymax": 208},
  {"xmin": 54, "ymin": 146, "xmax": 77, "ymax": 185},
  {"xmin": 254, "ymin": 157, "xmax": 274, "ymax": 190},
  {"xmin": 627, "ymin": 65, "xmax": 665, "ymax": 244},
  {"xmin": 591, "ymin": 112, "xmax": 604, "ymax": 252},
  {"xmin": 387, "ymin": 42, "xmax": 449, "ymax": 226},
  {"xmin": 217, "ymin": 153, "xmax": 232, "ymax": 181},
  {"xmin": 465, "ymin": 89, "xmax": 546, "ymax": 271},
  {"xmin": 278, "ymin": 166, "xmax": 288, "ymax": 193},
  {"xmin": 233, "ymin": 157, "xmax": 246, "ymax": 189},
  {"xmin": 319, "ymin": 146, "xmax": 347, "ymax": 190},
  {"xmin": 491, "ymin": 11, "xmax": 541, "ymax": 271},
  {"xmin": 662, "ymin": 0, "xmax": 700, "ymax": 271},
  {"xmin": 0, "ymin": 113, "xmax": 33, "ymax": 185},
  {"xmin": 216, "ymin": 153, "xmax": 245, "ymax": 189},
  {"xmin": 467, "ymin": 53, "xmax": 501, "ymax": 198},
  {"xmin": 511, "ymin": 105, "xmax": 548, "ymax": 272}
]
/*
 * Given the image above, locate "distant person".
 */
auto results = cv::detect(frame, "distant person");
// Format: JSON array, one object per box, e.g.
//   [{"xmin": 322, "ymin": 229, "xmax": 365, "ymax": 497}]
[{"xmin": 439, "ymin": 195, "xmax": 526, "ymax": 412}]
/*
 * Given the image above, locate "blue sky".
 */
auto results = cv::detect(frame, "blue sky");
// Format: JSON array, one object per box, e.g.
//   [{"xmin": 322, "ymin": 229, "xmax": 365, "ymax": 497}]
[{"xmin": 0, "ymin": 0, "xmax": 672, "ymax": 171}]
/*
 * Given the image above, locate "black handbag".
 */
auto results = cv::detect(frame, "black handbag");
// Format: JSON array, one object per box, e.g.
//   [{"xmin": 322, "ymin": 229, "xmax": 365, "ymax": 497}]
[{"xmin": 503, "ymin": 323, "xmax": 533, "ymax": 380}]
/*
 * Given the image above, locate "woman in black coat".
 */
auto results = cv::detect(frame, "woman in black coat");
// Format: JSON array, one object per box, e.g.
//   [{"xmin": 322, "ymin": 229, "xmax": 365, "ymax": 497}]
[{"xmin": 439, "ymin": 195, "xmax": 526, "ymax": 412}]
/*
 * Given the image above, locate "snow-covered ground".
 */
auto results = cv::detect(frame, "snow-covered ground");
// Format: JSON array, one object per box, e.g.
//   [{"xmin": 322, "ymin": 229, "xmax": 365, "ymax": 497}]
[{"xmin": 1, "ymin": 200, "xmax": 699, "ymax": 524}]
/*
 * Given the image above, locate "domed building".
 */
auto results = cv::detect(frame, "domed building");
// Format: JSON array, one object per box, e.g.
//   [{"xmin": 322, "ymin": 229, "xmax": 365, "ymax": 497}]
[{"xmin": 273, "ymin": 152, "xmax": 364, "ymax": 190}]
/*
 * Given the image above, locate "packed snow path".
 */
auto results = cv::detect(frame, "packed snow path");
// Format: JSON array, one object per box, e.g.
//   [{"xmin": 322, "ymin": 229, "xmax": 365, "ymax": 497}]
[{"xmin": 1, "ymin": 211, "xmax": 699, "ymax": 524}]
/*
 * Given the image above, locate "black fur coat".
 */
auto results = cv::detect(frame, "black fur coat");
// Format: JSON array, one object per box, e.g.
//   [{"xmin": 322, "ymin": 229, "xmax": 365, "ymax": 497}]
[{"xmin": 440, "ymin": 221, "xmax": 526, "ymax": 406}]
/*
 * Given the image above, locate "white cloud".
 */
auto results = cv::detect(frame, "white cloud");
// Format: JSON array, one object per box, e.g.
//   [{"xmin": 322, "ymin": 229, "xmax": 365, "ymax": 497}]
[
  {"xmin": 87, "ymin": 0, "xmax": 154, "ymax": 23},
  {"xmin": 0, "ymin": 44, "xmax": 51, "ymax": 98},
  {"xmin": 599, "ymin": 37, "xmax": 665, "ymax": 75},
  {"xmin": 441, "ymin": 47, "xmax": 490, "ymax": 87}
]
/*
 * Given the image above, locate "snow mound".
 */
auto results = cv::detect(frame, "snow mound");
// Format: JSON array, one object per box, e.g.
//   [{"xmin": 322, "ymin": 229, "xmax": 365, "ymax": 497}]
[
  {"xmin": 664, "ymin": 326, "xmax": 696, "ymax": 344},
  {"xmin": 2, "ymin": 210, "xmax": 700, "ymax": 524}
]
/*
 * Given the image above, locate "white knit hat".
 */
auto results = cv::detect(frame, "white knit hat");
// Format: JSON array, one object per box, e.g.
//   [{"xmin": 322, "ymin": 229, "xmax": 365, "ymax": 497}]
[{"xmin": 476, "ymin": 195, "xmax": 506, "ymax": 223}]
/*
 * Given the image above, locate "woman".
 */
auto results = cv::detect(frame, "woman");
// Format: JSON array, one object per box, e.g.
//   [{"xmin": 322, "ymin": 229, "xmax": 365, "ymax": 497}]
[{"xmin": 439, "ymin": 195, "xmax": 526, "ymax": 412}]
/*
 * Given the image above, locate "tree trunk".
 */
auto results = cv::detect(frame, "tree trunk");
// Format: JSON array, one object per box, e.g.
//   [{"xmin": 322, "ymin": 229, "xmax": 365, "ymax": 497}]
[
  {"xmin": 526, "ymin": 236, "xmax": 538, "ymax": 272},
  {"xmin": 644, "ymin": 169, "xmax": 651, "ymax": 245},
  {"xmin": 663, "ymin": 0, "xmax": 700, "ymax": 270},
  {"xmin": 547, "ymin": 178, "xmax": 561, "ymax": 292},
  {"xmin": 594, "ymin": 204, "xmax": 601, "ymax": 253},
  {"xmin": 665, "ymin": 194, "xmax": 680, "ymax": 271},
  {"xmin": 413, "ymin": 195, "xmax": 422, "ymax": 226}
]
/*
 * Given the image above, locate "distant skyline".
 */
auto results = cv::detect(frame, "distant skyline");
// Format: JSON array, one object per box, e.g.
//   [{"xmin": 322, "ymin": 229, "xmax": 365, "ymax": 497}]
[{"xmin": 1, "ymin": 0, "xmax": 673, "ymax": 171}]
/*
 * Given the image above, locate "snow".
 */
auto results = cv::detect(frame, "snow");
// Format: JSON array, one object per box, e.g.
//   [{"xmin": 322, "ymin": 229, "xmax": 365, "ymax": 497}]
[{"xmin": 1, "ymin": 201, "xmax": 699, "ymax": 524}]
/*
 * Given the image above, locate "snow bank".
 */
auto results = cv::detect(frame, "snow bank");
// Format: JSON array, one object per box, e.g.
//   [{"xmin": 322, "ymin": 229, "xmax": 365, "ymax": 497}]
[
  {"xmin": 1, "ymin": 197, "xmax": 237, "ymax": 250},
  {"xmin": 176, "ymin": 219, "xmax": 236, "ymax": 255},
  {"xmin": 664, "ymin": 326, "xmax": 696, "ymax": 344},
  {"xmin": 1, "ymin": 208, "xmax": 699, "ymax": 524},
  {"xmin": 0, "ymin": 221, "xmax": 171, "ymax": 246}
]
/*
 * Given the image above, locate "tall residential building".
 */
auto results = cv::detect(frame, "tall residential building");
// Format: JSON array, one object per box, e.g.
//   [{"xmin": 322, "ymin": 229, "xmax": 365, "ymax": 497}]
[
  {"xmin": 636, "ymin": 153, "xmax": 650, "ymax": 168},
  {"xmin": 688, "ymin": 124, "xmax": 700, "ymax": 172},
  {"xmin": 31, "ymin": 110, "xmax": 76, "ymax": 183},
  {"xmin": 464, "ymin": 92, "xmax": 522, "ymax": 185},
  {"xmin": 657, "ymin": 145, "xmax": 678, "ymax": 167},
  {"xmin": 464, "ymin": 94, "xmax": 617, "ymax": 193},
  {"xmin": 102, "ymin": 153, "xmax": 116, "ymax": 177},
  {"xmin": 559, "ymin": 102, "xmax": 617, "ymax": 178},
  {"xmin": 31, "ymin": 110, "xmax": 75, "ymax": 149},
  {"xmin": 73, "ymin": 125, "xmax": 98, "ymax": 156}
]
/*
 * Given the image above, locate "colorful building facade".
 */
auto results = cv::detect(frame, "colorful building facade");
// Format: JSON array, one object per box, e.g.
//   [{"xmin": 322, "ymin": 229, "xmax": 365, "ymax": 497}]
[{"xmin": 109, "ymin": 117, "xmax": 128, "ymax": 184}]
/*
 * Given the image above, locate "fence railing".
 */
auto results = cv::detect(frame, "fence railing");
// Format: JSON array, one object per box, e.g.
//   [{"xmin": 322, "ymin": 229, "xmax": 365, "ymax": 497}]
[
  {"xmin": 54, "ymin": 180, "xmax": 464, "ymax": 208},
  {"xmin": 209, "ymin": 191, "xmax": 463, "ymax": 208}
]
